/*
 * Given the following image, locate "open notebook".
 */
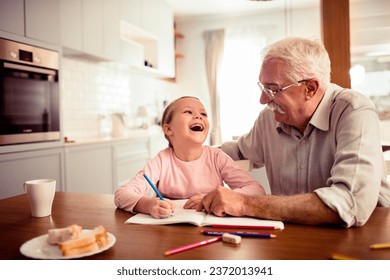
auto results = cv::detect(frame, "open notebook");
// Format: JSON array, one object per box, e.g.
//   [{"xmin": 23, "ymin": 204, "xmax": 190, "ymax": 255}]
[{"xmin": 125, "ymin": 199, "xmax": 284, "ymax": 230}]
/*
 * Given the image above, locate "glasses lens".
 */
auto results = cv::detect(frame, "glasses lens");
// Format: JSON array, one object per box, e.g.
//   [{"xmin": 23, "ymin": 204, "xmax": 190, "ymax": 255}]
[
  {"xmin": 263, "ymin": 88, "xmax": 274, "ymax": 97},
  {"xmin": 258, "ymin": 82, "xmax": 273, "ymax": 99}
]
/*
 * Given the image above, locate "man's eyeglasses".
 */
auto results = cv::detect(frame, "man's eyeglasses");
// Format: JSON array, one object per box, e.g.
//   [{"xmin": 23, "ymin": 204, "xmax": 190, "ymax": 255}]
[{"xmin": 257, "ymin": 79, "xmax": 308, "ymax": 100}]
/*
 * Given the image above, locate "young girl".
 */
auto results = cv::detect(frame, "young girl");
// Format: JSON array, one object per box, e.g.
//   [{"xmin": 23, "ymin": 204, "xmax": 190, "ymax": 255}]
[{"xmin": 114, "ymin": 96, "xmax": 265, "ymax": 218}]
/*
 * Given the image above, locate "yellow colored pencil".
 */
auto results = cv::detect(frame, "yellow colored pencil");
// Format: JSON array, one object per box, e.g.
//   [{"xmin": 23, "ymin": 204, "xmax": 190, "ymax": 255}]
[
  {"xmin": 330, "ymin": 253, "xmax": 358, "ymax": 260},
  {"xmin": 370, "ymin": 243, "xmax": 390, "ymax": 250}
]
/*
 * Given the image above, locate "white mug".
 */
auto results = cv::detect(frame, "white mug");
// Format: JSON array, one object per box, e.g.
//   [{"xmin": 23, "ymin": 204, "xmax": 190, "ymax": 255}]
[{"xmin": 23, "ymin": 179, "xmax": 56, "ymax": 217}]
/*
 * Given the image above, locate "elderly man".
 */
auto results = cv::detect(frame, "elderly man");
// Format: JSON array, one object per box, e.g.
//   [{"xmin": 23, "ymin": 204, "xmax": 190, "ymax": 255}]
[{"xmin": 197, "ymin": 37, "xmax": 390, "ymax": 227}]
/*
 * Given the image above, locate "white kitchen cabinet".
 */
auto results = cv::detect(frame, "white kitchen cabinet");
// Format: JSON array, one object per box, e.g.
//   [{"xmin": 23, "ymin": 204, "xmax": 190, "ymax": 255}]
[
  {"xmin": 60, "ymin": 0, "xmax": 106, "ymax": 59},
  {"xmin": 120, "ymin": 0, "xmax": 142, "ymax": 26},
  {"xmin": 64, "ymin": 143, "xmax": 113, "ymax": 194},
  {"xmin": 102, "ymin": 0, "xmax": 141, "ymax": 63},
  {"xmin": 113, "ymin": 137, "xmax": 149, "ymax": 188},
  {"xmin": 103, "ymin": 0, "xmax": 121, "ymax": 61},
  {"xmin": 140, "ymin": 0, "xmax": 175, "ymax": 77},
  {"xmin": 60, "ymin": 0, "xmax": 149, "ymax": 61},
  {"xmin": 119, "ymin": 0, "xmax": 175, "ymax": 77},
  {"xmin": 113, "ymin": 132, "xmax": 169, "ymax": 188},
  {"xmin": 149, "ymin": 133, "xmax": 168, "ymax": 159},
  {"xmin": 64, "ymin": 136, "xmax": 153, "ymax": 194},
  {"xmin": 0, "ymin": 148, "xmax": 65, "ymax": 199},
  {"xmin": 0, "ymin": 0, "xmax": 24, "ymax": 36},
  {"xmin": 25, "ymin": 0, "xmax": 61, "ymax": 45},
  {"xmin": 60, "ymin": 0, "xmax": 82, "ymax": 52},
  {"xmin": 0, "ymin": 0, "xmax": 60, "ymax": 45},
  {"xmin": 59, "ymin": 0, "xmax": 174, "ymax": 76},
  {"xmin": 82, "ymin": 0, "xmax": 104, "ymax": 58}
]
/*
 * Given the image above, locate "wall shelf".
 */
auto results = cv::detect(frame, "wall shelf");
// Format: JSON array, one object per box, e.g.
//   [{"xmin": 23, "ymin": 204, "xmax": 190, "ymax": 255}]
[{"xmin": 120, "ymin": 20, "xmax": 158, "ymax": 70}]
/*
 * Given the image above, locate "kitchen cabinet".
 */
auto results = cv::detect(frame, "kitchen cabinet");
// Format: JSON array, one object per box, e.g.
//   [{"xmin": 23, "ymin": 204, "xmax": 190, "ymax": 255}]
[
  {"xmin": 82, "ymin": 0, "xmax": 104, "ymax": 57},
  {"xmin": 149, "ymin": 134, "xmax": 168, "ymax": 158},
  {"xmin": 59, "ymin": 0, "xmax": 174, "ymax": 76},
  {"xmin": 25, "ymin": 0, "xmax": 61, "ymax": 45},
  {"xmin": 64, "ymin": 132, "xmax": 164, "ymax": 194},
  {"xmin": 0, "ymin": 0, "xmax": 61, "ymax": 45},
  {"xmin": 113, "ymin": 137, "xmax": 150, "ymax": 188},
  {"xmin": 0, "ymin": 0, "xmax": 24, "ymax": 36},
  {"xmin": 0, "ymin": 148, "xmax": 65, "ymax": 199},
  {"xmin": 120, "ymin": 0, "xmax": 142, "ymax": 26},
  {"xmin": 140, "ymin": 0, "xmax": 175, "ymax": 77},
  {"xmin": 103, "ymin": 0, "xmax": 121, "ymax": 61},
  {"xmin": 119, "ymin": 0, "xmax": 151, "ymax": 67},
  {"xmin": 103, "ymin": 0, "xmax": 143, "ymax": 64},
  {"xmin": 64, "ymin": 143, "xmax": 113, "ymax": 194},
  {"xmin": 59, "ymin": 0, "xmax": 82, "ymax": 52},
  {"xmin": 60, "ymin": 0, "xmax": 106, "ymax": 59},
  {"xmin": 119, "ymin": 0, "xmax": 175, "ymax": 77}
]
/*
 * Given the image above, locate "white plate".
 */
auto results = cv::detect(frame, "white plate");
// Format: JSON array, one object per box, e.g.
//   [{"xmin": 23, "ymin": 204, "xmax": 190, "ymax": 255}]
[{"xmin": 20, "ymin": 229, "xmax": 116, "ymax": 259}]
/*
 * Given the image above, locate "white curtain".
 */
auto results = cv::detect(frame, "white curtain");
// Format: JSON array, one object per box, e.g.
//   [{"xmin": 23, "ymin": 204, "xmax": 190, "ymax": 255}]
[
  {"xmin": 204, "ymin": 29, "xmax": 225, "ymax": 146},
  {"xmin": 218, "ymin": 27, "xmax": 268, "ymax": 142}
]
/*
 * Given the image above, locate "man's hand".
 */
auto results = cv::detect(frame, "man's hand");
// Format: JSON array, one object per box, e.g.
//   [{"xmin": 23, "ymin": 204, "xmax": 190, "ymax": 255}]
[{"xmin": 196, "ymin": 186, "xmax": 247, "ymax": 217}]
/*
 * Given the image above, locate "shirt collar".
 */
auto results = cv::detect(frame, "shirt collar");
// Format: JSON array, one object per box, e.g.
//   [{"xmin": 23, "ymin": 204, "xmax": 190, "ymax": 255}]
[{"xmin": 309, "ymin": 83, "xmax": 340, "ymax": 131}]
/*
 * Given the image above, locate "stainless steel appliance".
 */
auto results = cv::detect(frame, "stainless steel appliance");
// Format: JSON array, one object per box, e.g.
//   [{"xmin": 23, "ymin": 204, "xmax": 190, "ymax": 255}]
[{"xmin": 0, "ymin": 38, "xmax": 60, "ymax": 145}]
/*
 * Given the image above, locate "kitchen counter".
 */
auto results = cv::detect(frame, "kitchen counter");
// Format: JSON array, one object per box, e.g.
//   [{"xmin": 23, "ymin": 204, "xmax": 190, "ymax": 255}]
[{"xmin": 64, "ymin": 126, "xmax": 164, "ymax": 147}]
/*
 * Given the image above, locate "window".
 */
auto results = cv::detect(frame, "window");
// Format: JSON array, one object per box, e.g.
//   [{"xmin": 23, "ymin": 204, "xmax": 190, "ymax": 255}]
[{"xmin": 218, "ymin": 28, "xmax": 267, "ymax": 142}]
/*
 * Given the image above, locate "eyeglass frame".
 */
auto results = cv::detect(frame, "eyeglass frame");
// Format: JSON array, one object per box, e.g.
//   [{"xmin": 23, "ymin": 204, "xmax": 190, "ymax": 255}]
[{"xmin": 257, "ymin": 79, "xmax": 309, "ymax": 100}]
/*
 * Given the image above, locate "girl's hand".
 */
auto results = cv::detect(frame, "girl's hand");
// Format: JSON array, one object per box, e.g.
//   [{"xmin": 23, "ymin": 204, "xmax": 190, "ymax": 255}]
[
  {"xmin": 148, "ymin": 198, "xmax": 175, "ymax": 219},
  {"xmin": 183, "ymin": 194, "xmax": 205, "ymax": 209}
]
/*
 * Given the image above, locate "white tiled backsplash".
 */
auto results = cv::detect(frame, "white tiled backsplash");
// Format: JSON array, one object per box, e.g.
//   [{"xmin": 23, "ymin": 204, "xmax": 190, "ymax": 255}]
[{"xmin": 61, "ymin": 57, "xmax": 179, "ymax": 140}]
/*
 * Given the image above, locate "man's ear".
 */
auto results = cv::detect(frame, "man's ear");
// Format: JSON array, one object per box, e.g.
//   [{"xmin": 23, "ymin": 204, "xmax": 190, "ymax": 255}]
[
  {"xmin": 162, "ymin": 123, "xmax": 173, "ymax": 136},
  {"xmin": 305, "ymin": 79, "xmax": 320, "ymax": 99}
]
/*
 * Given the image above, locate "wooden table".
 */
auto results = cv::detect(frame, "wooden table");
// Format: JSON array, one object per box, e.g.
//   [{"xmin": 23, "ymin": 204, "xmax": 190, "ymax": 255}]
[{"xmin": 1, "ymin": 192, "xmax": 390, "ymax": 260}]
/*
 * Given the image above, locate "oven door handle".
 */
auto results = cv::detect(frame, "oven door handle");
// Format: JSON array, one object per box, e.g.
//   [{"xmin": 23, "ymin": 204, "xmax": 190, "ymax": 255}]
[{"xmin": 4, "ymin": 62, "xmax": 56, "ymax": 76}]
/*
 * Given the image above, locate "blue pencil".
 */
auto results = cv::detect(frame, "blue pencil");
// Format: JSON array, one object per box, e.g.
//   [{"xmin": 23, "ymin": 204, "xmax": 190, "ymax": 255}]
[{"xmin": 143, "ymin": 173, "xmax": 164, "ymax": 200}]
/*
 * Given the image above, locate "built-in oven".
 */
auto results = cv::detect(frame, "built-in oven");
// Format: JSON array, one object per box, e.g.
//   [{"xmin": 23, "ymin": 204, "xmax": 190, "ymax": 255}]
[{"xmin": 0, "ymin": 38, "xmax": 60, "ymax": 146}]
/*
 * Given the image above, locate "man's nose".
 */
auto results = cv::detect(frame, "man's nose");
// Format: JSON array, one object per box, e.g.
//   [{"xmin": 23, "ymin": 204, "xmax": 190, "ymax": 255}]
[{"xmin": 260, "ymin": 93, "xmax": 271, "ymax": 104}]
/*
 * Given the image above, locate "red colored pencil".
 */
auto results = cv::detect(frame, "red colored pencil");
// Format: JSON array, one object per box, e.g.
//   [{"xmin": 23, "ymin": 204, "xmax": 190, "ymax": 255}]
[
  {"xmin": 164, "ymin": 236, "xmax": 222, "ymax": 256},
  {"xmin": 211, "ymin": 224, "xmax": 281, "ymax": 230}
]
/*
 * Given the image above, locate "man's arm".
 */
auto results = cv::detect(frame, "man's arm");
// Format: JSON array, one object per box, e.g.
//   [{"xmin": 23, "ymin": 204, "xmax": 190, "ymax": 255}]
[
  {"xmin": 245, "ymin": 192, "xmax": 343, "ymax": 225},
  {"xmin": 197, "ymin": 186, "xmax": 343, "ymax": 226},
  {"xmin": 220, "ymin": 141, "xmax": 244, "ymax": 160}
]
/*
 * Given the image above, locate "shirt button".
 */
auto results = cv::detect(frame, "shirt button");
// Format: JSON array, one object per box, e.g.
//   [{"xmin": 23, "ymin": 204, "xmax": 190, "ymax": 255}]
[
  {"xmin": 301, "ymin": 139, "xmax": 306, "ymax": 144},
  {"xmin": 300, "ymin": 165, "xmax": 304, "ymax": 169}
]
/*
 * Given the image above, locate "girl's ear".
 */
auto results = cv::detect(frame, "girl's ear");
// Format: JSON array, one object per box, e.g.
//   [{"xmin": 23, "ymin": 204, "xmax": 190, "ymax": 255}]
[{"xmin": 162, "ymin": 123, "xmax": 173, "ymax": 136}]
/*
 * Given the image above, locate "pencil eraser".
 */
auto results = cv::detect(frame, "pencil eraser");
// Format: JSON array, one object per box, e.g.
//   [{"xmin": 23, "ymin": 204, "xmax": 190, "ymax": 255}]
[{"xmin": 222, "ymin": 233, "xmax": 241, "ymax": 244}]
